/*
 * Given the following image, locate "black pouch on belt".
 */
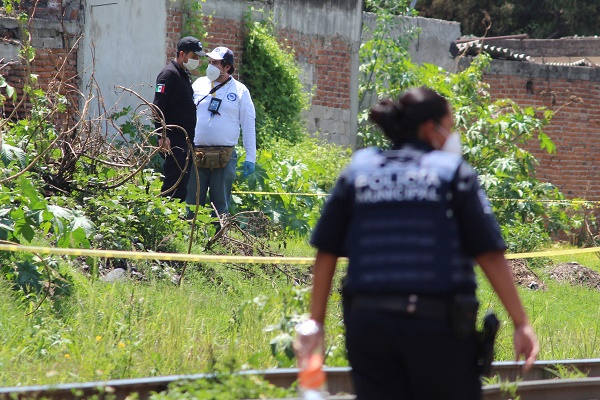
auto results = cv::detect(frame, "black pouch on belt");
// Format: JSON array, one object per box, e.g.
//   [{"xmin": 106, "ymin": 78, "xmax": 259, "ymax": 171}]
[{"xmin": 449, "ymin": 294, "xmax": 479, "ymax": 339}]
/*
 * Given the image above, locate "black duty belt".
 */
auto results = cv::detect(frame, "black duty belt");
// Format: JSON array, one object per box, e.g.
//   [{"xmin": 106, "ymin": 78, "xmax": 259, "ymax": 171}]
[{"xmin": 351, "ymin": 294, "xmax": 450, "ymax": 322}]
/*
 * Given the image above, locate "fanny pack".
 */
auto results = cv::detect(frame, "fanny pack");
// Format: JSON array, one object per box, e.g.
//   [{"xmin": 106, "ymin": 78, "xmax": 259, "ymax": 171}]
[{"xmin": 194, "ymin": 146, "xmax": 234, "ymax": 169}]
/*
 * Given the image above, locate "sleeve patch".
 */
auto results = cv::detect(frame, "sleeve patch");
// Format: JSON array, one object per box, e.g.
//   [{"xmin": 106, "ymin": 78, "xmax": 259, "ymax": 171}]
[{"xmin": 155, "ymin": 84, "xmax": 166, "ymax": 94}]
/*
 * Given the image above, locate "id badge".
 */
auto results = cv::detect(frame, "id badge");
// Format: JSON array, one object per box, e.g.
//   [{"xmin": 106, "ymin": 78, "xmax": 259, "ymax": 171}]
[{"xmin": 208, "ymin": 98, "xmax": 222, "ymax": 114}]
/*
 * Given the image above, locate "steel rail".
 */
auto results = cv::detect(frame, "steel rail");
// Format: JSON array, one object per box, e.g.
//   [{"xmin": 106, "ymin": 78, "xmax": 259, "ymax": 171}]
[
  {"xmin": 483, "ymin": 377, "xmax": 600, "ymax": 400},
  {"xmin": 3, "ymin": 359, "xmax": 600, "ymax": 399}
]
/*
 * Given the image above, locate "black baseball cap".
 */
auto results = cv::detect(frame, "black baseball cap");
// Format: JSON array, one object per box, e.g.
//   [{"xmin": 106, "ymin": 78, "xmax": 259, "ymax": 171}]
[
  {"xmin": 177, "ymin": 36, "xmax": 206, "ymax": 56},
  {"xmin": 207, "ymin": 47, "xmax": 235, "ymax": 73}
]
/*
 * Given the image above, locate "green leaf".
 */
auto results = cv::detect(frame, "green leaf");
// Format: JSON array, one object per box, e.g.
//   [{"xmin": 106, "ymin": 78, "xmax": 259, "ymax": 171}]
[
  {"xmin": 6, "ymin": 84, "xmax": 15, "ymax": 101},
  {"xmin": 46, "ymin": 204, "xmax": 75, "ymax": 220},
  {"xmin": 15, "ymin": 259, "xmax": 42, "ymax": 294},
  {"xmin": 538, "ymin": 132, "xmax": 556, "ymax": 154},
  {"xmin": 70, "ymin": 214, "xmax": 96, "ymax": 237},
  {"xmin": 1, "ymin": 143, "xmax": 27, "ymax": 168}
]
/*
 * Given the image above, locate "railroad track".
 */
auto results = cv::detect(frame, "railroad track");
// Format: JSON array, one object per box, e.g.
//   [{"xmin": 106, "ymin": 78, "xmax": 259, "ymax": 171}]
[{"xmin": 2, "ymin": 359, "xmax": 600, "ymax": 399}]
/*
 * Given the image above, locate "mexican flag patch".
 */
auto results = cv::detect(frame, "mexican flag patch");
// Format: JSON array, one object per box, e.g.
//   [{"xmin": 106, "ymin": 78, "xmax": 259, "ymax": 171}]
[{"xmin": 156, "ymin": 84, "xmax": 166, "ymax": 93}]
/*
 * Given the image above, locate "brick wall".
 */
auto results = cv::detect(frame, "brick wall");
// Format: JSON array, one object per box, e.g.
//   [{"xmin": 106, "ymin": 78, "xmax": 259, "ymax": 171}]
[
  {"xmin": 201, "ymin": 16, "xmax": 245, "ymax": 80},
  {"xmin": 277, "ymin": 28, "xmax": 352, "ymax": 111},
  {"xmin": 484, "ymin": 60, "xmax": 600, "ymax": 200},
  {"xmin": 1, "ymin": 1, "xmax": 80, "ymax": 124},
  {"xmin": 4, "ymin": 48, "xmax": 78, "ymax": 125},
  {"xmin": 5, "ymin": 0, "xmax": 360, "ymax": 146},
  {"xmin": 177, "ymin": 16, "xmax": 354, "ymax": 118},
  {"xmin": 165, "ymin": 9, "xmax": 182, "ymax": 63}
]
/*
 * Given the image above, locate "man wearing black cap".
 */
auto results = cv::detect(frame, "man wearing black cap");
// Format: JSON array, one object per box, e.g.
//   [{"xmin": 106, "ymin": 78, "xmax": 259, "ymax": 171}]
[{"xmin": 153, "ymin": 36, "xmax": 206, "ymax": 202}]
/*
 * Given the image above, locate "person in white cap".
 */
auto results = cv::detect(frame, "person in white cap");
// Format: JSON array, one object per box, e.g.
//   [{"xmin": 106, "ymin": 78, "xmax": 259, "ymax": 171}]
[
  {"xmin": 153, "ymin": 36, "xmax": 206, "ymax": 203},
  {"xmin": 186, "ymin": 46, "xmax": 257, "ymax": 220}
]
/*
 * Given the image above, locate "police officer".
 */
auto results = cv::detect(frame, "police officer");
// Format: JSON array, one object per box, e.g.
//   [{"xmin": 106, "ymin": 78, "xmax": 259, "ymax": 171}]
[
  {"xmin": 302, "ymin": 88, "xmax": 539, "ymax": 399},
  {"xmin": 186, "ymin": 46, "xmax": 256, "ymax": 218},
  {"xmin": 153, "ymin": 36, "xmax": 205, "ymax": 202}
]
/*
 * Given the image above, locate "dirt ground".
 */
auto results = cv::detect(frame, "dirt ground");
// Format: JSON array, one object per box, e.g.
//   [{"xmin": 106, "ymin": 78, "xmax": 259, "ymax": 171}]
[
  {"xmin": 547, "ymin": 262, "xmax": 600, "ymax": 290},
  {"xmin": 509, "ymin": 259, "xmax": 546, "ymax": 290},
  {"xmin": 509, "ymin": 259, "xmax": 600, "ymax": 291}
]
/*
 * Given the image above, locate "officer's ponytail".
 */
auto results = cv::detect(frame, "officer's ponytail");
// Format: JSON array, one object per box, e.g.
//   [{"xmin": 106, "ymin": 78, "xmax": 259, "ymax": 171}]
[{"xmin": 369, "ymin": 87, "xmax": 449, "ymax": 146}]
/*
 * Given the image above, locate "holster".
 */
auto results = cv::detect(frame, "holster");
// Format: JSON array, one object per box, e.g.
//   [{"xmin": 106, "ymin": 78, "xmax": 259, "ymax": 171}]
[
  {"xmin": 194, "ymin": 146, "xmax": 234, "ymax": 169},
  {"xmin": 477, "ymin": 311, "xmax": 500, "ymax": 376}
]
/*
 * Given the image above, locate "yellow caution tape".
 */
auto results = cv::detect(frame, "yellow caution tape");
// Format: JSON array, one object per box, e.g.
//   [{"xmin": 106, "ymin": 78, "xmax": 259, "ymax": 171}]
[
  {"xmin": 232, "ymin": 191, "xmax": 328, "ymax": 197},
  {"xmin": 489, "ymin": 198, "xmax": 600, "ymax": 205},
  {"xmin": 232, "ymin": 191, "xmax": 600, "ymax": 206},
  {"xmin": 0, "ymin": 244, "xmax": 317, "ymax": 265},
  {"xmin": 505, "ymin": 246, "xmax": 600, "ymax": 259},
  {"xmin": 1, "ymin": 243, "xmax": 600, "ymax": 263}
]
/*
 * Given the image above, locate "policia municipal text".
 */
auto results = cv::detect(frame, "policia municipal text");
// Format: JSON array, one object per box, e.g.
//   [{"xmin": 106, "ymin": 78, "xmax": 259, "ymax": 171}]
[{"xmin": 300, "ymin": 88, "xmax": 539, "ymax": 399}]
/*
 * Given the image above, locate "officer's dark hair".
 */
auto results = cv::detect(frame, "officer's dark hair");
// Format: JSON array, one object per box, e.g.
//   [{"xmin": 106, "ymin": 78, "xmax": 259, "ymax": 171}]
[{"xmin": 369, "ymin": 87, "xmax": 449, "ymax": 145}]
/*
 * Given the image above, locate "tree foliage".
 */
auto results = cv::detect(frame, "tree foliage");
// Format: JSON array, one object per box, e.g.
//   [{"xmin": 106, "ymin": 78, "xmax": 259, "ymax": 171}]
[
  {"xmin": 358, "ymin": 3, "xmax": 571, "ymax": 232},
  {"xmin": 241, "ymin": 11, "xmax": 310, "ymax": 146},
  {"xmin": 415, "ymin": 0, "xmax": 600, "ymax": 39}
]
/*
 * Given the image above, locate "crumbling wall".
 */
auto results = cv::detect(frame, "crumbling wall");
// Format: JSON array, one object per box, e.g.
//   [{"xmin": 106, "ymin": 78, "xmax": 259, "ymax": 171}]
[{"xmin": 0, "ymin": 1, "xmax": 81, "ymax": 119}]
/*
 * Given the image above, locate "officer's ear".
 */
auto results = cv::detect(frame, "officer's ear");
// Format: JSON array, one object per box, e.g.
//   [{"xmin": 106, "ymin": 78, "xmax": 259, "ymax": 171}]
[{"xmin": 419, "ymin": 120, "xmax": 440, "ymax": 147}]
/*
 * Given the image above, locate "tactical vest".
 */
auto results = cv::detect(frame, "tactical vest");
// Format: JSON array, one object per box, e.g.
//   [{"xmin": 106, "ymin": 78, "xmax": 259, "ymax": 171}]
[{"xmin": 343, "ymin": 146, "xmax": 476, "ymax": 295}]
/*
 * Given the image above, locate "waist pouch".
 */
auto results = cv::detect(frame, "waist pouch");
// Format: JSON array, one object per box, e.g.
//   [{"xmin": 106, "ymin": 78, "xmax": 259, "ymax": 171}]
[
  {"xmin": 351, "ymin": 294, "xmax": 478, "ymax": 338},
  {"xmin": 194, "ymin": 146, "xmax": 234, "ymax": 169}
]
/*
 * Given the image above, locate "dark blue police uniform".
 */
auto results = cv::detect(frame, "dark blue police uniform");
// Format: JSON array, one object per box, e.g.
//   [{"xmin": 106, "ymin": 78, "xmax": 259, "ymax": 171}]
[
  {"xmin": 310, "ymin": 141, "xmax": 507, "ymax": 400},
  {"xmin": 153, "ymin": 60, "xmax": 196, "ymax": 202}
]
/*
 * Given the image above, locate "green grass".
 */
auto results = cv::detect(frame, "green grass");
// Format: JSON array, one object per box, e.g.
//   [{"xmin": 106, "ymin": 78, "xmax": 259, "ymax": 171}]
[
  {"xmin": 3, "ymin": 243, "xmax": 600, "ymax": 387},
  {"xmin": 477, "ymin": 250, "xmax": 600, "ymax": 362},
  {"xmin": 0, "ymin": 267, "xmax": 294, "ymax": 386}
]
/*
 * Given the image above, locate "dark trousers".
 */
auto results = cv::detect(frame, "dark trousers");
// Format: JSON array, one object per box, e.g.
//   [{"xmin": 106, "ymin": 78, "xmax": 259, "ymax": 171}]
[
  {"xmin": 344, "ymin": 301, "xmax": 481, "ymax": 400},
  {"xmin": 161, "ymin": 138, "xmax": 192, "ymax": 202}
]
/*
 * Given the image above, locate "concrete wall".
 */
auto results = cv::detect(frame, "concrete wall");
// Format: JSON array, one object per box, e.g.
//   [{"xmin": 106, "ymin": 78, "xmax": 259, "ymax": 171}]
[
  {"xmin": 3, "ymin": 1, "xmax": 457, "ymax": 149},
  {"xmin": 200, "ymin": 0, "xmax": 363, "ymax": 147},
  {"xmin": 362, "ymin": 14, "xmax": 461, "ymax": 73},
  {"xmin": 80, "ymin": 0, "xmax": 167, "ymax": 124}
]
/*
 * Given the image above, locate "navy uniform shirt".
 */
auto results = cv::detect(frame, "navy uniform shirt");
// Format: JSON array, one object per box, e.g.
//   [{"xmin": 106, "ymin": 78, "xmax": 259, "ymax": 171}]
[
  {"xmin": 311, "ymin": 141, "xmax": 506, "ymax": 264},
  {"xmin": 152, "ymin": 60, "xmax": 196, "ymax": 142}
]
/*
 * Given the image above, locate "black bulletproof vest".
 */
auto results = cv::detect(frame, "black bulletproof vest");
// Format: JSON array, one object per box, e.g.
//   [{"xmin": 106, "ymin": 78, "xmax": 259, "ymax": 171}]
[{"xmin": 343, "ymin": 147, "xmax": 476, "ymax": 295}]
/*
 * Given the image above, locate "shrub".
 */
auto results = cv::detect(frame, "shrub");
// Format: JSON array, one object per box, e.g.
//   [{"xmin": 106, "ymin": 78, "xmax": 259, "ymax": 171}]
[
  {"xmin": 233, "ymin": 137, "xmax": 352, "ymax": 236},
  {"xmin": 82, "ymin": 170, "xmax": 195, "ymax": 253},
  {"xmin": 242, "ymin": 12, "xmax": 310, "ymax": 146}
]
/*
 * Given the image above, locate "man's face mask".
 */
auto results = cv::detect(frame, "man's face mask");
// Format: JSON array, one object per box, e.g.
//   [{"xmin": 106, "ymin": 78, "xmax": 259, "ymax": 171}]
[
  {"xmin": 183, "ymin": 56, "xmax": 200, "ymax": 71},
  {"xmin": 206, "ymin": 64, "xmax": 221, "ymax": 81},
  {"xmin": 436, "ymin": 125, "xmax": 463, "ymax": 156}
]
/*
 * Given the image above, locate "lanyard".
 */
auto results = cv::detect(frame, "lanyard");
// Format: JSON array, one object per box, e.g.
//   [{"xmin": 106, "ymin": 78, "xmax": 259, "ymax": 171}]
[{"xmin": 195, "ymin": 76, "xmax": 232, "ymax": 106}]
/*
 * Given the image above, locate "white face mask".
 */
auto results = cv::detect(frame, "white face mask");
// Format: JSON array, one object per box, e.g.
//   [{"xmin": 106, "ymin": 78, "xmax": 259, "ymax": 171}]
[
  {"xmin": 183, "ymin": 57, "xmax": 199, "ymax": 71},
  {"xmin": 442, "ymin": 132, "xmax": 463, "ymax": 156},
  {"xmin": 206, "ymin": 64, "xmax": 221, "ymax": 81},
  {"xmin": 435, "ymin": 126, "xmax": 463, "ymax": 156}
]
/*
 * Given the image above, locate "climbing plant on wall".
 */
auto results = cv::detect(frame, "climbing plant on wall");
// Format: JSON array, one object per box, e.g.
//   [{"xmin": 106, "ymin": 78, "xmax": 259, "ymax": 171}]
[
  {"xmin": 180, "ymin": 0, "xmax": 207, "ymax": 40},
  {"xmin": 241, "ymin": 10, "xmax": 310, "ymax": 146}
]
